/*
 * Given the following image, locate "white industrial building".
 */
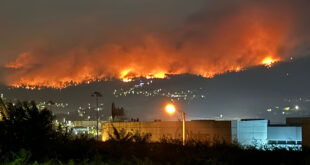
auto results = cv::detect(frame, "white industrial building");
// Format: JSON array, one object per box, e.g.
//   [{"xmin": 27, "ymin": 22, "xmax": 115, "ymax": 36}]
[
  {"xmin": 231, "ymin": 119, "xmax": 302, "ymax": 149},
  {"xmin": 232, "ymin": 120, "xmax": 268, "ymax": 146}
]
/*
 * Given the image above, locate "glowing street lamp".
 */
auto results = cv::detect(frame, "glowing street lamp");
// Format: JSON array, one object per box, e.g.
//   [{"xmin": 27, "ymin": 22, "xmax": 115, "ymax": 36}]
[
  {"xmin": 91, "ymin": 91, "xmax": 102, "ymax": 141},
  {"xmin": 165, "ymin": 103, "xmax": 186, "ymax": 146},
  {"xmin": 165, "ymin": 104, "xmax": 176, "ymax": 114}
]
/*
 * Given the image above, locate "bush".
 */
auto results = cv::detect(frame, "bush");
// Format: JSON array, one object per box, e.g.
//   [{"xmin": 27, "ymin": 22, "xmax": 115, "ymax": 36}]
[
  {"xmin": 107, "ymin": 124, "xmax": 152, "ymax": 143},
  {"xmin": 1, "ymin": 101, "xmax": 310, "ymax": 164}
]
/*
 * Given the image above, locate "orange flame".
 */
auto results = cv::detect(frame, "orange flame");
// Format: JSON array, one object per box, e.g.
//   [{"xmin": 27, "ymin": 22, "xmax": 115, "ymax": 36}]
[
  {"xmin": 262, "ymin": 57, "xmax": 279, "ymax": 68},
  {"xmin": 3, "ymin": 3, "xmax": 296, "ymax": 89}
]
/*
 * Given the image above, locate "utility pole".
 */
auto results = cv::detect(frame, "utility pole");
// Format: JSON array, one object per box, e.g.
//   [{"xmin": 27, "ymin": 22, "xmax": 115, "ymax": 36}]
[
  {"xmin": 165, "ymin": 104, "xmax": 186, "ymax": 146},
  {"xmin": 182, "ymin": 111, "xmax": 186, "ymax": 146},
  {"xmin": 91, "ymin": 91, "xmax": 102, "ymax": 140}
]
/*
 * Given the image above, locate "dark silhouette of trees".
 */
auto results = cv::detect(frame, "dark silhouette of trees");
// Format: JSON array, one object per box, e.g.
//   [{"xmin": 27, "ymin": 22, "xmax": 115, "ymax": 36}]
[
  {"xmin": 0, "ymin": 101, "xmax": 57, "ymax": 158},
  {"xmin": 108, "ymin": 125, "xmax": 133, "ymax": 142},
  {"xmin": 111, "ymin": 102, "xmax": 125, "ymax": 121},
  {"xmin": 107, "ymin": 124, "xmax": 152, "ymax": 143},
  {"xmin": 0, "ymin": 101, "xmax": 98, "ymax": 163}
]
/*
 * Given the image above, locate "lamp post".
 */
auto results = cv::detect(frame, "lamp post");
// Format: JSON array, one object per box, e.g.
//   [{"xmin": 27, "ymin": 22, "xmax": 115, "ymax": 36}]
[
  {"xmin": 165, "ymin": 104, "xmax": 186, "ymax": 146},
  {"xmin": 91, "ymin": 91, "xmax": 102, "ymax": 141}
]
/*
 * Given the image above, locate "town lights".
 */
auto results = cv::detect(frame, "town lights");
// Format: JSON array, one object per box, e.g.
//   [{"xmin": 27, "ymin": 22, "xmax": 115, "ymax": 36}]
[{"xmin": 164, "ymin": 103, "xmax": 186, "ymax": 146}]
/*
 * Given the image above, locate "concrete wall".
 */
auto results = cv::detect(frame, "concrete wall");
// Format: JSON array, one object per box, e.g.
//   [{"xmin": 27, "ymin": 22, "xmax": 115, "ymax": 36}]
[
  {"xmin": 101, "ymin": 120, "xmax": 232, "ymax": 143},
  {"xmin": 302, "ymin": 120, "xmax": 310, "ymax": 147},
  {"xmin": 188, "ymin": 120, "xmax": 231, "ymax": 143}
]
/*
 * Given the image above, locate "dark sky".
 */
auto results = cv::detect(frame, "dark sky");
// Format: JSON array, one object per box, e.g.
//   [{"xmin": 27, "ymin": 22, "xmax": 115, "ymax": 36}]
[{"xmin": 1, "ymin": 0, "xmax": 310, "ymax": 123}]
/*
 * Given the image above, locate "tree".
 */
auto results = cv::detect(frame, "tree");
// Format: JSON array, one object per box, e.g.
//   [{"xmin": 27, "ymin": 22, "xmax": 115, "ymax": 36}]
[
  {"xmin": 0, "ymin": 101, "xmax": 57, "ymax": 157},
  {"xmin": 107, "ymin": 124, "xmax": 152, "ymax": 143},
  {"xmin": 108, "ymin": 125, "xmax": 133, "ymax": 142},
  {"xmin": 111, "ymin": 102, "xmax": 125, "ymax": 122}
]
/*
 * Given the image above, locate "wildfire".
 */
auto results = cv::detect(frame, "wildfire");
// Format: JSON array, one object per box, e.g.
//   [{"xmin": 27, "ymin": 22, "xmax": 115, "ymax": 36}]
[
  {"xmin": 262, "ymin": 57, "xmax": 279, "ymax": 68},
  {"xmin": 120, "ymin": 69, "xmax": 133, "ymax": 82},
  {"xmin": 146, "ymin": 72, "xmax": 166, "ymax": 79},
  {"xmin": 120, "ymin": 69, "xmax": 166, "ymax": 82},
  {"xmin": 2, "ymin": 1, "xmax": 297, "ymax": 89}
]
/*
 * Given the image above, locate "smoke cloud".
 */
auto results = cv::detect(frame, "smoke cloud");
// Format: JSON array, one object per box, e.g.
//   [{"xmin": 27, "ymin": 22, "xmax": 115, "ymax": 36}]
[{"xmin": 3, "ymin": 0, "xmax": 310, "ymax": 88}]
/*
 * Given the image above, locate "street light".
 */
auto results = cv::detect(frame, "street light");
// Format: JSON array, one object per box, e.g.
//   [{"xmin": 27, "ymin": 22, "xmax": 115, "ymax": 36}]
[
  {"xmin": 165, "ymin": 104, "xmax": 176, "ymax": 114},
  {"xmin": 91, "ymin": 91, "xmax": 102, "ymax": 141},
  {"xmin": 165, "ymin": 103, "xmax": 186, "ymax": 146}
]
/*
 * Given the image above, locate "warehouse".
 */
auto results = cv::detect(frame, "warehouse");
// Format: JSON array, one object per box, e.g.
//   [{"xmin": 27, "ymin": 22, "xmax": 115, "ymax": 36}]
[{"xmin": 102, "ymin": 118, "xmax": 308, "ymax": 148}]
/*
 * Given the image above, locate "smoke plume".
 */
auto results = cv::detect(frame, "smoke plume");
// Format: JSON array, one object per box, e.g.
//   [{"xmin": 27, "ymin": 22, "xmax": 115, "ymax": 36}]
[{"xmin": 3, "ymin": 0, "xmax": 310, "ymax": 88}]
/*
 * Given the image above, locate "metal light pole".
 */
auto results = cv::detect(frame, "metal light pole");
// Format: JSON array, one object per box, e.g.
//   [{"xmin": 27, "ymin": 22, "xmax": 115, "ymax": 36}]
[
  {"xmin": 165, "ymin": 104, "xmax": 186, "ymax": 146},
  {"xmin": 181, "ymin": 111, "xmax": 186, "ymax": 146},
  {"xmin": 91, "ymin": 91, "xmax": 102, "ymax": 140}
]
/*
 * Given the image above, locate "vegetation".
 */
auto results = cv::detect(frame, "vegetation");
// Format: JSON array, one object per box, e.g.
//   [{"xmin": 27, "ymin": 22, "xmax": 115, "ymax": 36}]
[
  {"xmin": 107, "ymin": 125, "xmax": 152, "ymax": 143},
  {"xmin": 1, "ymin": 101, "xmax": 310, "ymax": 165}
]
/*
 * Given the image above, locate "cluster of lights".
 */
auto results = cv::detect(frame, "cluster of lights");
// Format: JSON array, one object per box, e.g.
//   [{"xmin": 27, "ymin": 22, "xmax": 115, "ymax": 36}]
[
  {"xmin": 264, "ymin": 97, "xmax": 310, "ymax": 115},
  {"xmin": 265, "ymin": 97, "xmax": 310, "ymax": 116},
  {"xmin": 12, "ymin": 81, "xmax": 93, "ymax": 90},
  {"xmin": 266, "ymin": 105, "xmax": 302, "ymax": 116},
  {"xmin": 285, "ymin": 97, "xmax": 310, "ymax": 103},
  {"xmin": 113, "ymin": 80, "xmax": 206, "ymax": 102},
  {"xmin": 36, "ymin": 101, "xmax": 69, "ymax": 111}
]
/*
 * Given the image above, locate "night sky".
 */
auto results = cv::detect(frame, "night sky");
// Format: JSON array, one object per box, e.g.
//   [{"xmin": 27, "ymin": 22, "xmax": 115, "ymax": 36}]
[{"xmin": 1, "ymin": 0, "xmax": 310, "ymax": 124}]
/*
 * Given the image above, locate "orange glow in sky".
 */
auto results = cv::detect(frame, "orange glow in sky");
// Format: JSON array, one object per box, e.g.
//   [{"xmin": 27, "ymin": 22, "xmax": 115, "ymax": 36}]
[{"xmin": 3, "ymin": 2, "xmax": 295, "ymax": 89}]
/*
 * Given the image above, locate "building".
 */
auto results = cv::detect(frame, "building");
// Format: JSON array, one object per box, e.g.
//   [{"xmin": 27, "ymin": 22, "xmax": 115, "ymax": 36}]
[
  {"xmin": 102, "ymin": 118, "xmax": 309, "ymax": 149},
  {"xmin": 286, "ymin": 117, "xmax": 310, "ymax": 126},
  {"xmin": 286, "ymin": 117, "xmax": 310, "ymax": 147},
  {"xmin": 102, "ymin": 120, "xmax": 231, "ymax": 143},
  {"xmin": 72, "ymin": 126, "xmax": 89, "ymax": 135},
  {"xmin": 302, "ymin": 120, "xmax": 310, "ymax": 147},
  {"xmin": 66, "ymin": 120, "xmax": 101, "ymax": 137},
  {"xmin": 231, "ymin": 120, "xmax": 268, "ymax": 146},
  {"xmin": 267, "ymin": 126, "xmax": 302, "ymax": 146},
  {"xmin": 73, "ymin": 120, "xmax": 99, "ymax": 128}
]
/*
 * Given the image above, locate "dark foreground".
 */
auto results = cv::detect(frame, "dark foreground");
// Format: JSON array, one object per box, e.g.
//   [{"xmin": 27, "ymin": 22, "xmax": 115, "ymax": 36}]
[
  {"xmin": 1, "ymin": 101, "xmax": 310, "ymax": 165},
  {"xmin": 2, "ymin": 140, "xmax": 310, "ymax": 165}
]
